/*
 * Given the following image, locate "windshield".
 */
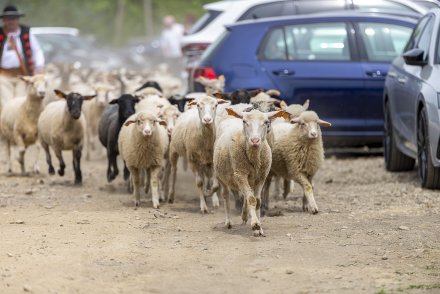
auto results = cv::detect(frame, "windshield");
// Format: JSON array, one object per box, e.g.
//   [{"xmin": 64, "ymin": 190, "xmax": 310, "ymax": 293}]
[{"xmin": 188, "ymin": 10, "xmax": 222, "ymax": 35}]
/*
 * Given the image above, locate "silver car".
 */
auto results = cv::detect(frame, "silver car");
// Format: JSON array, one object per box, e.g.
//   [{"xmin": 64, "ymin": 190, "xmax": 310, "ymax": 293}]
[{"xmin": 383, "ymin": 8, "xmax": 440, "ymax": 188}]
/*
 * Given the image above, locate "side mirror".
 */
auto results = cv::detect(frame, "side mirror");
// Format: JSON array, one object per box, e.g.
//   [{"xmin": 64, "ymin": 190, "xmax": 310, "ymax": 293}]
[{"xmin": 403, "ymin": 48, "xmax": 427, "ymax": 66}]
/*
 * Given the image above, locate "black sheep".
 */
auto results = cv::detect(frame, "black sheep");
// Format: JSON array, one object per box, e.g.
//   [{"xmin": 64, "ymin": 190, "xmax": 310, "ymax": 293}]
[{"xmin": 98, "ymin": 94, "xmax": 140, "ymax": 182}]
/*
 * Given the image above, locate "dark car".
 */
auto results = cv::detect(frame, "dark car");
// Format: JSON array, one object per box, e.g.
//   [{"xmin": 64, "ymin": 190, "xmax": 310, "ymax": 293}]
[
  {"xmin": 383, "ymin": 8, "xmax": 440, "ymax": 188},
  {"xmin": 192, "ymin": 12, "xmax": 416, "ymax": 146}
]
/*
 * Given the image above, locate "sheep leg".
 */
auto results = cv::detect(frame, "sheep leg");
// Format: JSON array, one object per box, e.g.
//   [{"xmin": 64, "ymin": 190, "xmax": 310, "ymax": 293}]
[
  {"xmin": 196, "ymin": 172, "xmax": 209, "ymax": 214},
  {"xmin": 232, "ymin": 190, "xmax": 243, "ymax": 212},
  {"xmin": 169, "ymin": 152, "xmax": 178, "ymax": 204},
  {"xmin": 32, "ymin": 145, "xmax": 40, "ymax": 174},
  {"xmin": 54, "ymin": 148, "xmax": 66, "ymax": 176},
  {"xmin": 261, "ymin": 173, "xmax": 273, "ymax": 217},
  {"xmin": 106, "ymin": 150, "xmax": 118, "ymax": 182},
  {"xmin": 123, "ymin": 162, "xmax": 129, "ymax": 181},
  {"xmin": 254, "ymin": 184, "xmax": 265, "ymax": 236},
  {"xmin": 131, "ymin": 167, "xmax": 141, "ymax": 207},
  {"xmin": 162, "ymin": 160, "xmax": 171, "ymax": 202},
  {"xmin": 219, "ymin": 181, "xmax": 231, "ymax": 229},
  {"xmin": 13, "ymin": 134, "xmax": 26, "ymax": 174},
  {"xmin": 6, "ymin": 140, "xmax": 12, "ymax": 173},
  {"xmin": 85, "ymin": 129, "xmax": 91, "ymax": 161},
  {"xmin": 273, "ymin": 176, "xmax": 281, "ymax": 200},
  {"xmin": 72, "ymin": 146, "xmax": 82, "ymax": 185},
  {"xmin": 41, "ymin": 141, "xmax": 55, "ymax": 175},
  {"xmin": 241, "ymin": 191, "xmax": 248, "ymax": 224},
  {"xmin": 238, "ymin": 180, "xmax": 263, "ymax": 236},
  {"xmin": 296, "ymin": 174, "xmax": 318, "ymax": 214},
  {"xmin": 150, "ymin": 166, "xmax": 161, "ymax": 209},
  {"xmin": 283, "ymin": 179, "xmax": 291, "ymax": 200}
]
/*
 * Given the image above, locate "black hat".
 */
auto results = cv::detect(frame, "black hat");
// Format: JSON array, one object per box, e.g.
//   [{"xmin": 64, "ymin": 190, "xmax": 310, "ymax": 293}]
[{"xmin": 0, "ymin": 5, "xmax": 25, "ymax": 18}]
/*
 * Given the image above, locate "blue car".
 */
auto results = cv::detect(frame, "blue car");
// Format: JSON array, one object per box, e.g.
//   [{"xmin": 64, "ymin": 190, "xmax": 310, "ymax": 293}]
[
  {"xmin": 192, "ymin": 12, "xmax": 416, "ymax": 146},
  {"xmin": 384, "ymin": 8, "xmax": 440, "ymax": 188}
]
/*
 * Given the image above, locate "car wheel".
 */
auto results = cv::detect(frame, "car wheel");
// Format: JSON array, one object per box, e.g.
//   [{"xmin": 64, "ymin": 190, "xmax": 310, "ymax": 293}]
[
  {"xmin": 417, "ymin": 109, "xmax": 440, "ymax": 189},
  {"xmin": 384, "ymin": 101, "xmax": 415, "ymax": 171}
]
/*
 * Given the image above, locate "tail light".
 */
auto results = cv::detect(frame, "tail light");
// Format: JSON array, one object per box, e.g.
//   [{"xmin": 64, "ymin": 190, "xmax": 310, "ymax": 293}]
[
  {"xmin": 193, "ymin": 67, "xmax": 217, "ymax": 80},
  {"xmin": 182, "ymin": 43, "xmax": 210, "ymax": 57}
]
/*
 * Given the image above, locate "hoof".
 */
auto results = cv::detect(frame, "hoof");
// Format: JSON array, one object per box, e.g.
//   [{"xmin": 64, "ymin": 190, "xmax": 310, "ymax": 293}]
[
  {"xmin": 58, "ymin": 169, "xmax": 64, "ymax": 176},
  {"xmin": 168, "ymin": 199, "xmax": 174, "ymax": 204},
  {"xmin": 251, "ymin": 221, "xmax": 261, "ymax": 231},
  {"xmin": 225, "ymin": 220, "xmax": 232, "ymax": 229},
  {"xmin": 135, "ymin": 200, "xmax": 140, "ymax": 207},
  {"xmin": 74, "ymin": 180, "xmax": 82, "ymax": 186},
  {"xmin": 48, "ymin": 167, "xmax": 55, "ymax": 175},
  {"xmin": 303, "ymin": 205, "xmax": 319, "ymax": 214}
]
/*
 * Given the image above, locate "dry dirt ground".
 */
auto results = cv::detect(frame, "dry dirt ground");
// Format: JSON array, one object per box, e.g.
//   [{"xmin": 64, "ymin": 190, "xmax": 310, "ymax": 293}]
[{"xmin": 0, "ymin": 146, "xmax": 439, "ymax": 294}]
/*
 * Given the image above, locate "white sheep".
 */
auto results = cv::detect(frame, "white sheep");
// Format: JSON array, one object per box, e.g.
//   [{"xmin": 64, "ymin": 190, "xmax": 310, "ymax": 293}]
[
  {"xmin": 169, "ymin": 95, "xmax": 227, "ymax": 212},
  {"xmin": 118, "ymin": 111, "xmax": 168, "ymax": 208},
  {"xmin": 214, "ymin": 108, "xmax": 285, "ymax": 236},
  {"xmin": 268, "ymin": 110, "xmax": 331, "ymax": 214},
  {"xmin": 0, "ymin": 75, "xmax": 47, "ymax": 174},
  {"xmin": 38, "ymin": 90, "xmax": 96, "ymax": 184},
  {"xmin": 195, "ymin": 75, "xmax": 225, "ymax": 95}
]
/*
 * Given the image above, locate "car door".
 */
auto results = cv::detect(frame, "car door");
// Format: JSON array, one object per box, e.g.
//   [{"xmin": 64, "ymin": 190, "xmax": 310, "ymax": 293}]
[
  {"xmin": 258, "ymin": 21, "xmax": 366, "ymax": 135},
  {"xmin": 393, "ymin": 15, "xmax": 434, "ymax": 144},
  {"xmin": 355, "ymin": 21, "xmax": 414, "ymax": 135}
]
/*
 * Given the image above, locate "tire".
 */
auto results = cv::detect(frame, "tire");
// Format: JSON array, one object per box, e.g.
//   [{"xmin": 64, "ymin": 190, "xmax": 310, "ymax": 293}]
[
  {"xmin": 383, "ymin": 101, "xmax": 415, "ymax": 171},
  {"xmin": 417, "ymin": 109, "xmax": 440, "ymax": 189}
]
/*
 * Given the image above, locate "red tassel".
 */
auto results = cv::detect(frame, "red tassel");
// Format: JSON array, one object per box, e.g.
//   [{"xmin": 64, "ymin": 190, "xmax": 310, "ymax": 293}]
[
  {"xmin": 25, "ymin": 41, "xmax": 30, "ymax": 47},
  {"xmin": 26, "ymin": 49, "xmax": 31, "ymax": 55},
  {"xmin": 23, "ymin": 33, "xmax": 29, "ymax": 39}
]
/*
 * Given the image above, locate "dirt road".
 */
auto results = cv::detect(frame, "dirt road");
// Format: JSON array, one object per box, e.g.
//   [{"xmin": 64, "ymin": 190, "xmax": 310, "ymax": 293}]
[{"xmin": 0, "ymin": 147, "xmax": 439, "ymax": 293}]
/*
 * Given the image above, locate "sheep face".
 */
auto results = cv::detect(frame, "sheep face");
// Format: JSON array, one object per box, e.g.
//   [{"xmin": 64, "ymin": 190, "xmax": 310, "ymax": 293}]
[
  {"xmin": 196, "ymin": 75, "xmax": 225, "ymax": 94},
  {"xmin": 226, "ymin": 108, "xmax": 287, "ymax": 147},
  {"xmin": 54, "ymin": 90, "xmax": 96, "ymax": 120},
  {"xmin": 20, "ymin": 74, "xmax": 48, "ymax": 98},
  {"xmin": 290, "ymin": 111, "xmax": 331, "ymax": 140},
  {"xmin": 159, "ymin": 105, "xmax": 180, "ymax": 136},
  {"xmin": 109, "ymin": 94, "xmax": 140, "ymax": 122},
  {"xmin": 124, "ymin": 112, "xmax": 166, "ymax": 137},
  {"xmin": 189, "ymin": 96, "xmax": 227, "ymax": 126},
  {"xmin": 94, "ymin": 84, "xmax": 115, "ymax": 106}
]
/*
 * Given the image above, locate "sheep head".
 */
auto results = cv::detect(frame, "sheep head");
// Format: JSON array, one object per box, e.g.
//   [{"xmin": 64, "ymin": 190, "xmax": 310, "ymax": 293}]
[
  {"xmin": 20, "ymin": 74, "xmax": 48, "ymax": 98},
  {"xmin": 188, "ymin": 96, "xmax": 228, "ymax": 126},
  {"xmin": 54, "ymin": 89, "xmax": 96, "ymax": 120},
  {"xmin": 290, "ymin": 111, "xmax": 331, "ymax": 140},
  {"xmin": 227, "ymin": 108, "xmax": 286, "ymax": 147},
  {"xmin": 124, "ymin": 111, "xmax": 166, "ymax": 137}
]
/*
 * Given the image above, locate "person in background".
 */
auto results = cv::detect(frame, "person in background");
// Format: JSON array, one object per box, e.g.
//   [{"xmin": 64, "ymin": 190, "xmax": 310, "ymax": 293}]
[
  {"xmin": 160, "ymin": 15, "xmax": 184, "ymax": 76},
  {"xmin": 0, "ymin": 5, "xmax": 45, "ymax": 96},
  {"xmin": 184, "ymin": 14, "xmax": 196, "ymax": 35}
]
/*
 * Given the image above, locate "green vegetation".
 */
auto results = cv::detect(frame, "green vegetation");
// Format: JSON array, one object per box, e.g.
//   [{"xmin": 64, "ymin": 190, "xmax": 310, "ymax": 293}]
[{"xmin": 1, "ymin": 0, "xmax": 213, "ymax": 45}]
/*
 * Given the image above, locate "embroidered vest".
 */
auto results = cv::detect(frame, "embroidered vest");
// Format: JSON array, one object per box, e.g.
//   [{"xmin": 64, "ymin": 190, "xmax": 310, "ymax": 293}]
[{"xmin": 0, "ymin": 25, "xmax": 34, "ymax": 75}]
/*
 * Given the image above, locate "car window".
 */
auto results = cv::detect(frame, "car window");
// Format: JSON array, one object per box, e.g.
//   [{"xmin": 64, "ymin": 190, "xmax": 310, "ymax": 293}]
[
  {"xmin": 295, "ymin": 0, "xmax": 347, "ymax": 14},
  {"xmin": 416, "ymin": 16, "xmax": 434, "ymax": 60},
  {"xmin": 358, "ymin": 23, "xmax": 412, "ymax": 62},
  {"xmin": 352, "ymin": 0, "xmax": 418, "ymax": 13},
  {"xmin": 188, "ymin": 10, "xmax": 222, "ymax": 35},
  {"xmin": 261, "ymin": 28, "xmax": 287, "ymax": 60},
  {"xmin": 238, "ymin": 2, "xmax": 284, "ymax": 21},
  {"xmin": 405, "ymin": 15, "xmax": 429, "ymax": 50},
  {"xmin": 284, "ymin": 22, "xmax": 350, "ymax": 61}
]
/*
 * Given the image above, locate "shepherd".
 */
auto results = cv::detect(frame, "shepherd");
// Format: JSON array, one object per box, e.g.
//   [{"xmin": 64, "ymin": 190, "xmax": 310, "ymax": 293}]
[{"xmin": 0, "ymin": 5, "xmax": 44, "ymax": 96}]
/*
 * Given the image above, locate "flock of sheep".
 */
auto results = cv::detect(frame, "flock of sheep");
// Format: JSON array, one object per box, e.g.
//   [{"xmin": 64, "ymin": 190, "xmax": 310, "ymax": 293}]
[{"xmin": 0, "ymin": 63, "xmax": 330, "ymax": 236}]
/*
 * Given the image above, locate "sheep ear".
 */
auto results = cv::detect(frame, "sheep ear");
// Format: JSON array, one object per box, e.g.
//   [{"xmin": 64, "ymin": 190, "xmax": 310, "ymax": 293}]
[
  {"xmin": 271, "ymin": 98, "xmax": 282, "ymax": 107},
  {"xmin": 124, "ymin": 120, "xmax": 136, "ymax": 127},
  {"xmin": 218, "ymin": 75, "xmax": 225, "ymax": 81},
  {"xmin": 188, "ymin": 99, "xmax": 197, "ymax": 106},
  {"xmin": 268, "ymin": 110, "xmax": 288, "ymax": 121},
  {"xmin": 157, "ymin": 119, "xmax": 167, "ymax": 126},
  {"xmin": 133, "ymin": 96, "xmax": 141, "ymax": 103},
  {"xmin": 82, "ymin": 94, "xmax": 97, "ymax": 101},
  {"xmin": 226, "ymin": 108, "xmax": 242, "ymax": 119},
  {"xmin": 266, "ymin": 89, "xmax": 281, "ymax": 97},
  {"xmin": 213, "ymin": 92, "xmax": 227, "ymax": 100},
  {"xmin": 217, "ymin": 99, "xmax": 228, "ymax": 104},
  {"xmin": 109, "ymin": 98, "xmax": 118, "ymax": 105},
  {"xmin": 280, "ymin": 100, "xmax": 288, "ymax": 109},
  {"xmin": 318, "ymin": 119, "xmax": 331, "ymax": 127},
  {"xmin": 54, "ymin": 89, "xmax": 66, "ymax": 99},
  {"xmin": 19, "ymin": 76, "xmax": 33, "ymax": 83},
  {"xmin": 303, "ymin": 99, "xmax": 310, "ymax": 110},
  {"xmin": 290, "ymin": 117, "xmax": 300, "ymax": 124}
]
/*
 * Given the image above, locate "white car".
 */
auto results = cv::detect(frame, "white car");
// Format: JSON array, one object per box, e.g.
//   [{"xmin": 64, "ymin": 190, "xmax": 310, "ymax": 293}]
[{"xmin": 181, "ymin": 0, "xmax": 438, "ymax": 73}]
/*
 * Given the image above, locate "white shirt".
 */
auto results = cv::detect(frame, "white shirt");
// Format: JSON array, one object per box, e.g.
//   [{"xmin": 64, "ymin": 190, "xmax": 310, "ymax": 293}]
[
  {"xmin": 160, "ymin": 23, "xmax": 184, "ymax": 58},
  {"xmin": 1, "ymin": 27, "xmax": 44, "ymax": 71}
]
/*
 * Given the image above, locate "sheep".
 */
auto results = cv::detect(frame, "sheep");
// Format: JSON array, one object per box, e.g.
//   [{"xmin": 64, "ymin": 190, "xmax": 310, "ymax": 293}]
[
  {"xmin": 169, "ymin": 95, "xmax": 227, "ymax": 213},
  {"xmin": 261, "ymin": 99, "xmax": 310, "ymax": 215},
  {"xmin": 135, "ymin": 81, "xmax": 163, "ymax": 94},
  {"xmin": 83, "ymin": 83, "xmax": 116, "ymax": 160},
  {"xmin": 98, "ymin": 94, "xmax": 140, "ymax": 182},
  {"xmin": 38, "ymin": 90, "xmax": 96, "ymax": 184},
  {"xmin": 263, "ymin": 110, "xmax": 331, "ymax": 215},
  {"xmin": 214, "ymin": 108, "xmax": 285, "ymax": 236},
  {"xmin": 136, "ymin": 93, "xmax": 170, "ymax": 114},
  {"xmin": 213, "ymin": 88, "xmax": 262, "ymax": 105},
  {"xmin": 0, "ymin": 75, "xmax": 47, "ymax": 174},
  {"xmin": 167, "ymin": 94, "xmax": 193, "ymax": 113},
  {"xmin": 118, "ymin": 111, "xmax": 168, "ymax": 208},
  {"xmin": 195, "ymin": 75, "xmax": 225, "ymax": 95}
]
